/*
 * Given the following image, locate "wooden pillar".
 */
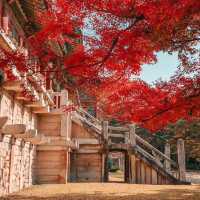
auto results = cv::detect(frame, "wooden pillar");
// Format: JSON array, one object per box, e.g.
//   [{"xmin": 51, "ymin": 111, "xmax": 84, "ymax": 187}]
[
  {"xmin": 177, "ymin": 139, "xmax": 186, "ymax": 182},
  {"xmin": 103, "ymin": 151, "xmax": 109, "ymax": 182},
  {"xmin": 60, "ymin": 90, "xmax": 68, "ymax": 107},
  {"xmin": 164, "ymin": 143, "xmax": 171, "ymax": 172},
  {"xmin": 101, "ymin": 153, "xmax": 105, "ymax": 182},
  {"xmin": 129, "ymin": 124, "xmax": 136, "ymax": 147},
  {"xmin": 102, "ymin": 121, "xmax": 109, "ymax": 182},
  {"xmin": 125, "ymin": 151, "xmax": 130, "ymax": 183},
  {"xmin": 102, "ymin": 121, "xmax": 109, "ymax": 141},
  {"xmin": 60, "ymin": 90, "xmax": 69, "ymax": 137},
  {"xmin": 130, "ymin": 154, "xmax": 136, "ymax": 184}
]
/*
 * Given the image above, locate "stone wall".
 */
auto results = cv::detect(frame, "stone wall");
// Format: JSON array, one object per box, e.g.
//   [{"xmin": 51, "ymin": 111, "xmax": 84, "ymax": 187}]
[
  {"xmin": 0, "ymin": 135, "xmax": 36, "ymax": 196},
  {"xmin": 0, "ymin": 90, "xmax": 37, "ymax": 196},
  {"xmin": 0, "ymin": 91, "xmax": 37, "ymax": 128}
]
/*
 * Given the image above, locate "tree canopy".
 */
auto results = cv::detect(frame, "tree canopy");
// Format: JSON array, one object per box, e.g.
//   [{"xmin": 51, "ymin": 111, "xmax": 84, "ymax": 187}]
[{"xmin": 0, "ymin": 0, "xmax": 199, "ymax": 131}]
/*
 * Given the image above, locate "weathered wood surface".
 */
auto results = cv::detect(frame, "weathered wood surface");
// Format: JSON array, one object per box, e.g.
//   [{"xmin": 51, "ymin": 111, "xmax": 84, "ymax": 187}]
[
  {"xmin": 70, "ymin": 153, "xmax": 102, "ymax": 182},
  {"xmin": 35, "ymin": 150, "xmax": 67, "ymax": 184},
  {"xmin": 135, "ymin": 134, "xmax": 177, "ymax": 167},
  {"xmin": 38, "ymin": 115, "xmax": 61, "ymax": 136},
  {"xmin": 76, "ymin": 138, "xmax": 99, "ymax": 145},
  {"xmin": 164, "ymin": 143, "xmax": 171, "ymax": 172},
  {"xmin": 129, "ymin": 124, "xmax": 136, "ymax": 147},
  {"xmin": 177, "ymin": 139, "xmax": 186, "ymax": 182},
  {"xmin": 130, "ymin": 153, "xmax": 178, "ymax": 185}
]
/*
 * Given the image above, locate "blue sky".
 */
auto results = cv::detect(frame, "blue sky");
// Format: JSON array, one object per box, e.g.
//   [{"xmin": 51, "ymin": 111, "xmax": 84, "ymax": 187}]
[{"xmin": 140, "ymin": 52, "xmax": 180, "ymax": 84}]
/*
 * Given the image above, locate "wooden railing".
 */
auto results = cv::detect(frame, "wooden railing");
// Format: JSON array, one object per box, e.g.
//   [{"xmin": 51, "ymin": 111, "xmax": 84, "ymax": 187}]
[
  {"xmin": 73, "ymin": 107, "xmax": 102, "ymax": 135},
  {"xmin": 72, "ymin": 106, "xmax": 186, "ymax": 182},
  {"xmin": 51, "ymin": 90, "xmax": 70, "ymax": 111}
]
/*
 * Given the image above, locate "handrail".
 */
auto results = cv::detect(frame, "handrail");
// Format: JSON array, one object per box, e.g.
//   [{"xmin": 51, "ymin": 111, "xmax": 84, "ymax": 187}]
[
  {"xmin": 136, "ymin": 146, "xmax": 164, "ymax": 168},
  {"xmin": 135, "ymin": 134, "xmax": 177, "ymax": 167},
  {"xmin": 76, "ymin": 107, "xmax": 101, "ymax": 126},
  {"xmin": 73, "ymin": 112, "xmax": 102, "ymax": 135}
]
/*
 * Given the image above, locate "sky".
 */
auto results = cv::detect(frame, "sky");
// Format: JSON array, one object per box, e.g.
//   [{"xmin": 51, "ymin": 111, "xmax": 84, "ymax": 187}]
[
  {"xmin": 140, "ymin": 52, "xmax": 180, "ymax": 84},
  {"xmin": 83, "ymin": 18, "xmax": 181, "ymax": 84}
]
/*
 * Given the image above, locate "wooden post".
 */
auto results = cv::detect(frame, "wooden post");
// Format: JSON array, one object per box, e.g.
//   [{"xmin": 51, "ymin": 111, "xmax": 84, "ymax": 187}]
[
  {"xmin": 60, "ymin": 90, "xmax": 68, "ymax": 106},
  {"xmin": 130, "ymin": 155, "xmax": 136, "ymax": 183},
  {"xmin": 101, "ymin": 153, "xmax": 105, "ymax": 182},
  {"xmin": 102, "ymin": 121, "xmax": 109, "ymax": 141},
  {"xmin": 125, "ymin": 132, "xmax": 130, "ymax": 144},
  {"xmin": 129, "ymin": 124, "xmax": 136, "ymax": 147},
  {"xmin": 60, "ymin": 90, "xmax": 69, "ymax": 137},
  {"xmin": 164, "ymin": 143, "xmax": 171, "ymax": 172},
  {"xmin": 104, "ymin": 151, "xmax": 109, "ymax": 182},
  {"xmin": 102, "ymin": 121, "xmax": 109, "ymax": 182},
  {"xmin": 125, "ymin": 151, "xmax": 130, "ymax": 183},
  {"xmin": 177, "ymin": 139, "xmax": 186, "ymax": 182}
]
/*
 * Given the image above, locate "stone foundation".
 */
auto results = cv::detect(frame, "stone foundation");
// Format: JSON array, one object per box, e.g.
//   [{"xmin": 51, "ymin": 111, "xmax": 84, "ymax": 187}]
[{"xmin": 0, "ymin": 135, "xmax": 36, "ymax": 196}]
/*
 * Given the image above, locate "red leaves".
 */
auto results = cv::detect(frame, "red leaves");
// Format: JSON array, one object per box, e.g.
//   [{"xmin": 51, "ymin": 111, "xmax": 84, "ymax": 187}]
[
  {"xmin": 0, "ymin": 0, "xmax": 199, "ymax": 132},
  {"xmin": 99, "ymin": 75, "xmax": 200, "ymax": 131}
]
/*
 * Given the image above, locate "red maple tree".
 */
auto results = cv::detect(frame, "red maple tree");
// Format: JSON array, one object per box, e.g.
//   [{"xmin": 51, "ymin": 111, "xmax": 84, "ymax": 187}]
[{"xmin": 0, "ymin": 0, "xmax": 199, "ymax": 131}]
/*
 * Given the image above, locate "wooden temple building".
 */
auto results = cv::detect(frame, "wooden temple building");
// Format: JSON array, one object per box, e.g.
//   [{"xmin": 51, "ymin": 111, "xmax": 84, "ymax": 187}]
[{"xmin": 0, "ymin": 0, "xmax": 189, "ymax": 197}]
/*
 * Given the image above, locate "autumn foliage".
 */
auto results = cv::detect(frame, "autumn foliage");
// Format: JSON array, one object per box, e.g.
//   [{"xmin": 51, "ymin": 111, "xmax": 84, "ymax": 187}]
[{"xmin": 0, "ymin": 0, "xmax": 199, "ymax": 131}]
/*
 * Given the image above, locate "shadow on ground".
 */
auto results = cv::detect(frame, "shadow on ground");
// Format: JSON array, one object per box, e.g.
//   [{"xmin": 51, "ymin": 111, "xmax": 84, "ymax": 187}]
[{"xmin": 1, "ymin": 186, "xmax": 200, "ymax": 200}]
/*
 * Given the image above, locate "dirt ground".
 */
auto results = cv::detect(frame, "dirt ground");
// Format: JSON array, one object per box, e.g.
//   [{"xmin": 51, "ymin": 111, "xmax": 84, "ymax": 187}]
[
  {"xmin": 109, "ymin": 170, "xmax": 124, "ymax": 182},
  {"xmin": 1, "ymin": 183, "xmax": 200, "ymax": 200}
]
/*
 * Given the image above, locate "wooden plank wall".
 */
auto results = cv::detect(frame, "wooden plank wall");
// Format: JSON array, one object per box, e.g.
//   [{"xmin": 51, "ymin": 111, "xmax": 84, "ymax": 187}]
[
  {"xmin": 35, "ymin": 150, "xmax": 67, "ymax": 184},
  {"xmin": 37, "ymin": 115, "xmax": 61, "ymax": 136},
  {"xmin": 70, "ymin": 153, "xmax": 102, "ymax": 182},
  {"xmin": 131, "ymin": 155, "xmax": 173, "ymax": 185},
  {"xmin": 72, "ymin": 121, "xmax": 97, "ymax": 139},
  {"xmin": 71, "ymin": 121, "xmax": 103, "ymax": 182},
  {"xmin": 36, "ymin": 112, "xmax": 70, "ymax": 184}
]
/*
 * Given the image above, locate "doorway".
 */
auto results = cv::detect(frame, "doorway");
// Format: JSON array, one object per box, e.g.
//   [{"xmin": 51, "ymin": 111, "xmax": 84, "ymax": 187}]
[{"xmin": 108, "ymin": 151, "xmax": 126, "ymax": 182}]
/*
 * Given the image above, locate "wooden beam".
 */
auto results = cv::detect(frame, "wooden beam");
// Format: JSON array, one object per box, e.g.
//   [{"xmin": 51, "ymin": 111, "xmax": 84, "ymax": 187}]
[
  {"xmin": 37, "ymin": 145, "xmax": 68, "ymax": 151},
  {"xmin": 25, "ymin": 99, "xmax": 46, "ymax": 108},
  {"xmin": 109, "ymin": 126, "xmax": 129, "ymax": 132},
  {"xmin": 3, "ymin": 80, "xmax": 23, "ymax": 92},
  {"xmin": 110, "ymin": 133, "xmax": 124, "ymax": 138},
  {"xmin": 77, "ymin": 149, "xmax": 101, "ymax": 154},
  {"xmin": 32, "ymin": 106, "xmax": 50, "ymax": 114},
  {"xmin": 1, "ymin": 124, "xmax": 26, "ymax": 135},
  {"xmin": 76, "ymin": 138, "xmax": 99, "ymax": 145},
  {"xmin": 0, "ymin": 117, "xmax": 8, "ymax": 128}
]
